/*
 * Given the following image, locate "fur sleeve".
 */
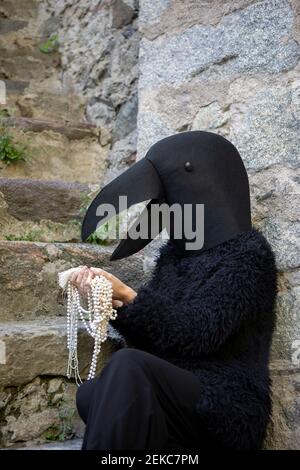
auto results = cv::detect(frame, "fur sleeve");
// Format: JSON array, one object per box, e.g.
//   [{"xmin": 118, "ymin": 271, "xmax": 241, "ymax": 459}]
[{"xmin": 110, "ymin": 249, "xmax": 271, "ymax": 357}]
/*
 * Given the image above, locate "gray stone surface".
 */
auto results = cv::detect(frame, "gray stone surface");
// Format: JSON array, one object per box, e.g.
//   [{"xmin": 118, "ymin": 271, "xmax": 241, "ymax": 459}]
[
  {"xmin": 0, "ymin": 0, "xmax": 37, "ymax": 21},
  {"xmin": 112, "ymin": 93, "xmax": 138, "ymax": 143},
  {"xmin": 265, "ymin": 372, "xmax": 300, "ymax": 449},
  {"xmin": 270, "ymin": 270, "xmax": 300, "ymax": 369},
  {"xmin": 0, "ymin": 20, "xmax": 28, "ymax": 34},
  {"xmin": 112, "ymin": 0, "xmax": 135, "ymax": 29},
  {"xmin": 137, "ymin": 0, "xmax": 300, "ymax": 158},
  {"xmin": 230, "ymin": 82, "xmax": 300, "ymax": 171},
  {"xmin": 0, "ymin": 179, "xmax": 90, "ymax": 223},
  {"xmin": 139, "ymin": 0, "xmax": 300, "ymax": 89},
  {"xmin": 103, "ymin": 129, "xmax": 138, "ymax": 184},
  {"xmin": 139, "ymin": 0, "xmax": 170, "ymax": 28},
  {"xmin": 139, "ymin": 0, "xmax": 258, "ymax": 39},
  {"xmin": 250, "ymin": 166, "xmax": 300, "ymax": 271},
  {"xmin": 137, "ymin": 0, "xmax": 300, "ymax": 450}
]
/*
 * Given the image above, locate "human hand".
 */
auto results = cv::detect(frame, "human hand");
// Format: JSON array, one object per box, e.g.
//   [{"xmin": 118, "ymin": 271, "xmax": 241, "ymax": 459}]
[
  {"xmin": 70, "ymin": 266, "xmax": 137, "ymax": 307},
  {"xmin": 89, "ymin": 267, "xmax": 137, "ymax": 306}
]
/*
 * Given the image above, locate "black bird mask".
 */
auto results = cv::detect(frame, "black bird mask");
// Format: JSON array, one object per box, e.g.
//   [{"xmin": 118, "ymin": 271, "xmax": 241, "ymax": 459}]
[{"xmin": 81, "ymin": 130, "xmax": 252, "ymax": 261}]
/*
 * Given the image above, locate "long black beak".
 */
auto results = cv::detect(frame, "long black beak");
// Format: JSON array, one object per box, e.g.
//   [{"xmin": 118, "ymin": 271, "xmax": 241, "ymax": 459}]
[{"xmin": 81, "ymin": 157, "xmax": 165, "ymax": 260}]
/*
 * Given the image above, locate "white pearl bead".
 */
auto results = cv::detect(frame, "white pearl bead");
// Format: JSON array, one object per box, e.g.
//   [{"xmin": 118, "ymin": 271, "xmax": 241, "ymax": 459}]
[{"xmin": 65, "ymin": 273, "xmax": 118, "ymax": 384}]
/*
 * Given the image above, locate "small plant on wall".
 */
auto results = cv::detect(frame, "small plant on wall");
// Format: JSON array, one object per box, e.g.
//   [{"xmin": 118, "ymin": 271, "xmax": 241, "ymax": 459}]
[
  {"xmin": 79, "ymin": 192, "xmax": 124, "ymax": 246},
  {"xmin": 39, "ymin": 34, "xmax": 59, "ymax": 54},
  {"xmin": 0, "ymin": 128, "xmax": 27, "ymax": 166},
  {"xmin": 86, "ymin": 214, "xmax": 122, "ymax": 245},
  {"xmin": 0, "ymin": 110, "xmax": 30, "ymax": 166}
]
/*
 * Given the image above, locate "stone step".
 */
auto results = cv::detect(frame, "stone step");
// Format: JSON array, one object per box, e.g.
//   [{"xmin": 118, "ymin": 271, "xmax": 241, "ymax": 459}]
[
  {"xmin": 1, "ymin": 79, "xmax": 29, "ymax": 94},
  {"xmin": 0, "ymin": 21, "xmax": 72, "ymax": 119},
  {"xmin": 0, "ymin": 1, "xmax": 38, "ymax": 21},
  {"xmin": 0, "ymin": 178, "xmax": 92, "ymax": 243},
  {"xmin": 0, "ymin": 317, "xmax": 123, "ymax": 387},
  {"xmin": 0, "ymin": 178, "xmax": 91, "ymax": 223},
  {"xmin": 0, "ymin": 317, "xmax": 122, "ymax": 448},
  {"xmin": 0, "ymin": 18, "xmax": 36, "ymax": 52},
  {"xmin": 0, "ymin": 30, "xmax": 60, "ymax": 62},
  {"xmin": 10, "ymin": 439, "xmax": 83, "ymax": 450},
  {"xmin": 0, "ymin": 54, "xmax": 60, "ymax": 83},
  {"xmin": 5, "ymin": 88, "xmax": 88, "ymax": 122},
  {"xmin": 0, "ymin": 241, "xmax": 145, "ymax": 321},
  {"xmin": 2, "ymin": 117, "xmax": 101, "ymax": 140},
  {"xmin": 0, "ymin": 19, "xmax": 28, "ymax": 34},
  {"xmin": 0, "ymin": 20, "xmax": 60, "ymax": 82},
  {"xmin": 0, "ymin": 118, "xmax": 108, "ymax": 183}
]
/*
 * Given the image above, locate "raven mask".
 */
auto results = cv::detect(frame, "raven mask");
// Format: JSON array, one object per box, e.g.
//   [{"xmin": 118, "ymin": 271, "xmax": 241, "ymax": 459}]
[{"xmin": 81, "ymin": 130, "xmax": 252, "ymax": 261}]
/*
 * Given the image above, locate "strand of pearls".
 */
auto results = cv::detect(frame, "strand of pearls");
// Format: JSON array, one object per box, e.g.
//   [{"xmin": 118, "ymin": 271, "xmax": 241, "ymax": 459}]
[{"xmin": 66, "ymin": 275, "xmax": 118, "ymax": 385}]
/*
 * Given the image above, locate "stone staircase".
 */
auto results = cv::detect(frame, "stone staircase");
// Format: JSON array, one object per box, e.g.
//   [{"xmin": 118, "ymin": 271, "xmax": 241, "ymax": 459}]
[
  {"xmin": 0, "ymin": 1, "xmax": 144, "ymax": 448},
  {"xmin": 2, "ymin": 0, "xmax": 297, "ymax": 452}
]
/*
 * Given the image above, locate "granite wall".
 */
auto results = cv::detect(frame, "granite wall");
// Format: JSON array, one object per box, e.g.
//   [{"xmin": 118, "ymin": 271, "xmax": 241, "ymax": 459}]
[
  {"xmin": 137, "ymin": 0, "xmax": 300, "ymax": 449},
  {"xmin": 41, "ymin": 0, "xmax": 299, "ymax": 448}
]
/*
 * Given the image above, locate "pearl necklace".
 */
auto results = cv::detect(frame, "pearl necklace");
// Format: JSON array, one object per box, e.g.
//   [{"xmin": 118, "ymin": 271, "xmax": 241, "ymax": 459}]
[{"xmin": 59, "ymin": 269, "xmax": 117, "ymax": 385}]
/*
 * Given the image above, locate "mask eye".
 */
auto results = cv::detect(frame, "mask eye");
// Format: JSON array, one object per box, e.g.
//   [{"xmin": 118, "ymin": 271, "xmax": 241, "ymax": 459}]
[{"xmin": 184, "ymin": 161, "xmax": 193, "ymax": 172}]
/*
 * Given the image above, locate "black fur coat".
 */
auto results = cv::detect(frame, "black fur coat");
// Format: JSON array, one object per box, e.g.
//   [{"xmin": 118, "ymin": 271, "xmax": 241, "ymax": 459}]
[{"xmin": 109, "ymin": 227, "xmax": 278, "ymax": 449}]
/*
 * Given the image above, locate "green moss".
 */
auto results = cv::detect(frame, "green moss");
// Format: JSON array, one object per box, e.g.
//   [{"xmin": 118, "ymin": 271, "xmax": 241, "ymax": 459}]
[
  {"xmin": 0, "ymin": 109, "xmax": 10, "ymax": 118},
  {"xmin": 39, "ymin": 34, "xmax": 59, "ymax": 54},
  {"xmin": 0, "ymin": 132, "xmax": 27, "ymax": 166},
  {"xmin": 0, "ymin": 111, "xmax": 30, "ymax": 166},
  {"xmin": 58, "ymin": 408, "xmax": 76, "ymax": 441},
  {"xmin": 44, "ymin": 425, "xmax": 60, "ymax": 441},
  {"xmin": 44, "ymin": 407, "xmax": 76, "ymax": 442},
  {"xmin": 86, "ymin": 213, "xmax": 122, "ymax": 245},
  {"xmin": 5, "ymin": 228, "xmax": 43, "ymax": 241},
  {"xmin": 79, "ymin": 190, "xmax": 124, "ymax": 245}
]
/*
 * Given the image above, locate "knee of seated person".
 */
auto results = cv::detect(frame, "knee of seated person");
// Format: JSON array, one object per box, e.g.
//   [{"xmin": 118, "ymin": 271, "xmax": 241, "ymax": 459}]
[{"xmin": 108, "ymin": 347, "xmax": 146, "ymax": 365}]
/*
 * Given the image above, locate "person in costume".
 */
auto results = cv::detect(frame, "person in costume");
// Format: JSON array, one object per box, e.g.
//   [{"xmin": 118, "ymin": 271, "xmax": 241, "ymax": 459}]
[{"xmin": 72, "ymin": 130, "xmax": 278, "ymax": 450}]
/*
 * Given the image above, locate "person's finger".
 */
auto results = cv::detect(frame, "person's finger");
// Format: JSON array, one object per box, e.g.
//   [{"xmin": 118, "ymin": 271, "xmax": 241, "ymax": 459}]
[
  {"xmin": 113, "ymin": 300, "xmax": 124, "ymax": 308},
  {"xmin": 90, "ymin": 267, "xmax": 104, "ymax": 281},
  {"xmin": 89, "ymin": 269, "xmax": 96, "ymax": 278},
  {"xmin": 70, "ymin": 271, "xmax": 78, "ymax": 285},
  {"xmin": 79, "ymin": 268, "xmax": 89, "ymax": 295},
  {"xmin": 75, "ymin": 268, "xmax": 85, "ymax": 288},
  {"xmin": 90, "ymin": 267, "xmax": 102, "ymax": 277},
  {"xmin": 84, "ymin": 271, "xmax": 93, "ymax": 296},
  {"xmin": 76, "ymin": 266, "xmax": 87, "ymax": 290},
  {"xmin": 90, "ymin": 267, "xmax": 111, "ymax": 281},
  {"xmin": 71, "ymin": 268, "xmax": 84, "ymax": 286}
]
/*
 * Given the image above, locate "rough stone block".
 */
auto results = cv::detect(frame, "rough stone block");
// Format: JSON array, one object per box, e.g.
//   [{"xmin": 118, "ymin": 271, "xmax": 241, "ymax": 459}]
[
  {"xmin": 0, "ymin": 318, "xmax": 122, "ymax": 387},
  {"xmin": 0, "ymin": 124, "xmax": 108, "ymax": 184},
  {"xmin": 0, "ymin": 241, "xmax": 146, "ymax": 320},
  {"xmin": 0, "ymin": 179, "xmax": 90, "ymax": 223},
  {"xmin": 265, "ymin": 371, "xmax": 300, "ymax": 449},
  {"xmin": 0, "ymin": 318, "xmax": 124, "ymax": 447}
]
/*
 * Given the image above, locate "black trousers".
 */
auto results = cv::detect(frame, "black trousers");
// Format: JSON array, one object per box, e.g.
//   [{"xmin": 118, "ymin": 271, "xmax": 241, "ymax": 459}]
[{"xmin": 76, "ymin": 347, "xmax": 204, "ymax": 450}]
